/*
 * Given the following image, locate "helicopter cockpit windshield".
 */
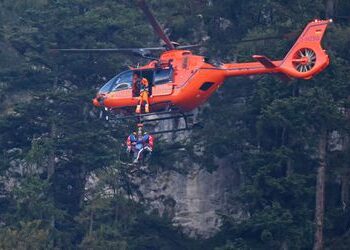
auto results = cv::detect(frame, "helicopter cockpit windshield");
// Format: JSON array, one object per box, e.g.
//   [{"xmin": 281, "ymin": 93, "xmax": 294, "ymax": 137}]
[{"xmin": 98, "ymin": 70, "xmax": 133, "ymax": 94}]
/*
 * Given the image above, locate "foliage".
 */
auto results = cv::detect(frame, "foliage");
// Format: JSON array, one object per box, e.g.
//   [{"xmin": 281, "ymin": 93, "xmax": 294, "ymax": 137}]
[{"xmin": 0, "ymin": 0, "xmax": 350, "ymax": 249}]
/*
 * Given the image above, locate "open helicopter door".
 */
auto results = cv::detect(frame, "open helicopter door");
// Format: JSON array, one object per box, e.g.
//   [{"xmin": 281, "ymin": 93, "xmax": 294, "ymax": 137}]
[{"xmin": 132, "ymin": 70, "xmax": 154, "ymax": 97}]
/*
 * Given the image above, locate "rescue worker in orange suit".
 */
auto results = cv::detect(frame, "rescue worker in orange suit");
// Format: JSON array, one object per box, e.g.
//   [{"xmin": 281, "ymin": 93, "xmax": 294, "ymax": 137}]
[
  {"xmin": 126, "ymin": 124, "xmax": 154, "ymax": 163},
  {"xmin": 135, "ymin": 77, "xmax": 150, "ymax": 113}
]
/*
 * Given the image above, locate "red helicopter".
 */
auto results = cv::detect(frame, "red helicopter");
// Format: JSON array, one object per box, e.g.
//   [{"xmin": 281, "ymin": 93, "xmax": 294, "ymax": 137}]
[{"xmin": 56, "ymin": 1, "xmax": 332, "ymax": 133}]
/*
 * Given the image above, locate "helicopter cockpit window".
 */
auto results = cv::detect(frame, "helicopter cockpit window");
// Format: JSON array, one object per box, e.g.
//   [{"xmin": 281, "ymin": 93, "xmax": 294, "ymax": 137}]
[
  {"xmin": 154, "ymin": 67, "xmax": 173, "ymax": 85},
  {"xmin": 110, "ymin": 71, "xmax": 133, "ymax": 92},
  {"xmin": 98, "ymin": 71, "xmax": 133, "ymax": 94},
  {"xmin": 98, "ymin": 76, "xmax": 116, "ymax": 94}
]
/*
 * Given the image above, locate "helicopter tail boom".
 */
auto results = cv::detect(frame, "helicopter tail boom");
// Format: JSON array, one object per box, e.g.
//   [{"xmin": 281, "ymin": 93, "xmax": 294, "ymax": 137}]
[{"xmin": 222, "ymin": 19, "xmax": 331, "ymax": 80}]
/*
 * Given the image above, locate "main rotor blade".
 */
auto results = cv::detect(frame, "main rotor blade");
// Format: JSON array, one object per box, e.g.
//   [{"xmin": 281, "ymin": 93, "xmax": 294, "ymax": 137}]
[
  {"xmin": 50, "ymin": 44, "xmax": 200, "ymax": 55},
  {"xmin": 50, "ymin": 48, "xmax": 164, "ymax": 53},
  {"xmin": 239, "ymin": 32, "xmax": 297, "ymax": 43},
  {"xmin": 176, "ymin": 44, "xmax": 201, "ymax": 50},
  {"xmin": 137, "ymin": 0, "xmax": 175, "ymax": 50}
]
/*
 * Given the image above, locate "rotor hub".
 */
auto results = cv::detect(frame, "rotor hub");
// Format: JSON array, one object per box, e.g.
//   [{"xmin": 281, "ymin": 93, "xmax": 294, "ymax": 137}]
[{"xmin": 292, "ymin": 48, "xmax": 316, "ymax": 73}]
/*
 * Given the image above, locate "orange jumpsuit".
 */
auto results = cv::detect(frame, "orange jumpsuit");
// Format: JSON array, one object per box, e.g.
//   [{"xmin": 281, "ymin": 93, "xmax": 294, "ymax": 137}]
[{"xmin": 136, "ymin": 78, "xmax": 150, "ymax": 113}]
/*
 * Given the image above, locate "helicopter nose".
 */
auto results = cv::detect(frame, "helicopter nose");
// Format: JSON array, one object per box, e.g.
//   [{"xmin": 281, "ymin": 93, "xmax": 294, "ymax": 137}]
[
  {"xmin": 92, "ymin": 98, "xmax": 100, "ymax": 107},
  {"xmin": 93, "ymin": 94, "xmax": 106, "ymax": 107}
]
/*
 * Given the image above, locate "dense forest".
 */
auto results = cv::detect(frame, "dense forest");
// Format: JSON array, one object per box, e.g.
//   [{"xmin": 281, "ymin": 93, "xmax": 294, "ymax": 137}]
[{"xmin": 1, "ymin": 0, "xmax": 350, "ymax": 249}]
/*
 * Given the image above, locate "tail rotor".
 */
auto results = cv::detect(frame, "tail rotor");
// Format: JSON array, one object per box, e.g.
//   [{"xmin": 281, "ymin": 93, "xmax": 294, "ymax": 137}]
[{"xmin": 292, "ymin": 48, "xmax": 317, "ymax": 73}]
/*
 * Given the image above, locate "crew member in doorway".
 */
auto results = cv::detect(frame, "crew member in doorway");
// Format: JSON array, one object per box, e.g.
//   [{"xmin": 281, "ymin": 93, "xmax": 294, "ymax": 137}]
[{"xmin": 135, "ymin": 77, "xmax": 150, "ymax": 113}]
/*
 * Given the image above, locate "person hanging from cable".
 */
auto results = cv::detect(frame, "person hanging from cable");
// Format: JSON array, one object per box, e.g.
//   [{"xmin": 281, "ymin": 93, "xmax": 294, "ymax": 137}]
[
  {"xmin": 126, "ymin": 123, "xmax": 153, "ymax": 164},
  {"xmin": 135, "ymin": 77, "xmax": 150, "ymax": 113}
]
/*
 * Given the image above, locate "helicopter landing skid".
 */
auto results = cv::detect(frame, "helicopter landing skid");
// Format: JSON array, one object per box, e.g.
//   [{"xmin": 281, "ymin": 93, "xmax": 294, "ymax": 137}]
[
  {"xmin": 138, "ymin": 111, "xmax": 202, "ymax": 135},
  {"xmin": 109, "ymin": 110, "xmax": 183, "ymax": 120},
  {"xmin": 112, "ymin": 111, "xmax": 203, "ymax": 136}
]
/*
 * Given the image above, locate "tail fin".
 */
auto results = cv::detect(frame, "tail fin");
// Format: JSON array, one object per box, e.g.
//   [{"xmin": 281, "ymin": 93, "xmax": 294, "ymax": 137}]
[{"xmin": 280, "ymin": 19, "xmax": 332, "ymax": 79}]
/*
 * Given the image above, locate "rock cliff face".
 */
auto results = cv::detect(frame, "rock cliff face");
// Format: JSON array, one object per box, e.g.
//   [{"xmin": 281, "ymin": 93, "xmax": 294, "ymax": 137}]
[
  {"xmin": 134, "ymin": 156, "xmax": 243, "ymax": 238},
  {"xmin": 85, "ymin": 152, "xmax": 244, "ymax": 238}
]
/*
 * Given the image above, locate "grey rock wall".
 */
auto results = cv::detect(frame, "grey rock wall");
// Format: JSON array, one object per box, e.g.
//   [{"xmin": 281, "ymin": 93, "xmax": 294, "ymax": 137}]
[
  {"xmin": 136, "ymin": 160, "xmax": 243, "ymax": 238},
  {"xmin": 84, "ymin": 155, "xmax": 243, "ymax": 238}
]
